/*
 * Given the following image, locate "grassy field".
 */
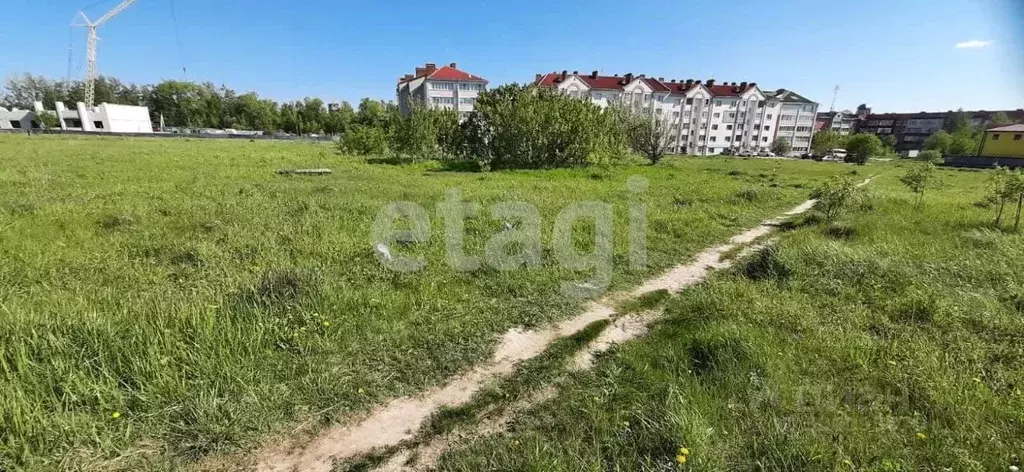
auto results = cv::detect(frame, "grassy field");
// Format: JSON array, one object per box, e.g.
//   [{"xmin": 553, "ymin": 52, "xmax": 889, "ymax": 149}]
[
  {"xmin": 432, "ymin": 165, "xmax": 1024, "ymax": 471},
  {"xmin": 0, "ymin": 135, "xmax": 849, "ymax": 470}
]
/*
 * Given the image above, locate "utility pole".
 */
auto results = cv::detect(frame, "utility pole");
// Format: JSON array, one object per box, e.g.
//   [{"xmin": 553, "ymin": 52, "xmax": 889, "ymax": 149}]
[{"xmin": 71, "ymin": 0, "xmax": 138, "ymax": 108}]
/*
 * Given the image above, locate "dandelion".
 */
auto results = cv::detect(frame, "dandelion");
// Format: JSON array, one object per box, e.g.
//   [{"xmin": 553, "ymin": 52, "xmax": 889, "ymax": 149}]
[
  {"xmin": 622, "ymin": 421, "xmax": 630, "ymax": 427},
  {"xmin": 887, "ymin": 360, "xmax": 898, "ymax": 366},
  {"xmin": 678, "ymin": 447, "xmax": 690, "ymax": 456},
  {"xmin": 916, "ymin": 432, "xmax": 927, "ymax": 440},
  {"xmin": 676, "ymin": 454, "xmax": 687, "ymax": 464},
  {"xmin": 322, "ymin": 320, "xmax": 331, "ymax": 327},
  {"xmin": 358, "ymin": 387, "xmax": 364, "ymax": 394},
  {"xmin": 111, "ymin": 411, "xmax": 121, "ymax": 419}
]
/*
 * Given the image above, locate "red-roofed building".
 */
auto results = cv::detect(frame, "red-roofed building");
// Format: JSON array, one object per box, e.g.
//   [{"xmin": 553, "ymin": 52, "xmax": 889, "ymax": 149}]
[
  {"xmin": 396, "ymin": 62, "xmax": 488, "ymax": 116},
  {"xmin": 534, "ymin": 71, "xmax": 806, "ymax": 155}
]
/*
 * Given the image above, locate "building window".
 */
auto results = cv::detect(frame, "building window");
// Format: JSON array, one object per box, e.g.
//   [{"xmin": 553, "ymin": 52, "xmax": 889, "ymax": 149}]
[
  {"xmin": 766, "ymin": 114, "xmax": 773, "ymax": 119},
  {"xmin": 68, "ymin": 119, "xmax": 82, "ymax": 128},
  {"xmin": 762, "ymin": 137, "xmax": 768, "ymax": 142},
  {"xmin": 726, "ymin": 124, "xmax": 733, "ymax": 130},
  {"xmin": 431, "ymin": 82, "xmax": 455, "ymax": 90},
  {"xmin": 727, "ymin": 112, "xmax": 736, "ymax": 119},
  {"xmin": 993, "ymin": 134, "xmax": 1000, "ymax": 140},
  {"xmin": 757, "ymin": 101, "xmax": 765, "ymax": 108},
  {"xmin": 711, "ymin": 124, "xmax": 719, "ymax": 130},
  {"xmin": 93, "ymin": 121, "xmax": 104, "ymax": 129},
  {"xmin": 763, "ymin": 125, "xmax": 770, "ymax": 131},
  {"xmin": 685, "ymin": 98, "xmax": 693, "ymax": 105},
  {"xmin": 10, "ymin": 120, "xmax": 22, "ymax": 129},
  {"xmin": 713, "ymin": 112, "xmax": 721, "ymax": 118},
  {"xmin": 710, "ymin": 136, "xmax": 717, "ymax": 142},
  {"xmin": 725, "ymin": 136, "xmax": 731, "ymax": 142}
]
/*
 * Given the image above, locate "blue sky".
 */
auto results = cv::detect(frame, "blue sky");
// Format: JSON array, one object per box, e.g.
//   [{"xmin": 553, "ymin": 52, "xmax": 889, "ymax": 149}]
[{"xmin": 2, "ymin": 0, "xmax": 1022, "ymax": 112}]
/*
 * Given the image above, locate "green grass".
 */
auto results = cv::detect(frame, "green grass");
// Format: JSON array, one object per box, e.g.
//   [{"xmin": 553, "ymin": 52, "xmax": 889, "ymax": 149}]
[
  {"xmin": 0, "ymin": 135, "xmax": 850, "ymax": 470},
  {"xmin": 433, "ymin": 166, "xmax": 1024, "ymax": 471}
]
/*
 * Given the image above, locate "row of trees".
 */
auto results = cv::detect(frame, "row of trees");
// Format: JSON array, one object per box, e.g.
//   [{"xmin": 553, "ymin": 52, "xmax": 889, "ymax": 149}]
[
  {"xmin": 341, "ymin": 84, "xmax": 682, "ymax": 169},
  {"xmin": 0, "ymin": 73, "xmax": 384, "ymax": 135}
]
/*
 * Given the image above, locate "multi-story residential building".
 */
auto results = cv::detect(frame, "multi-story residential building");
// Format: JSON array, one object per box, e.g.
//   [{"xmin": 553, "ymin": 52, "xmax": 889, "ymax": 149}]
[
  {"xmin": 763, "ymin": 89, "xmax": 818, "ymax": 155},
  {"xmin": 815, "ymin": 110, "xmax": 858, "ymax": 135},
  {"xmin": 396, "ymin": 62, "xmax": 488, "ymax": 117},
  {"xmin": 534, "ymin": 71, "xmax": 813, "ymax": 156},
  {"xmin": 857, "ymin": 109, "xmax": 1024, "ymax": 153}
]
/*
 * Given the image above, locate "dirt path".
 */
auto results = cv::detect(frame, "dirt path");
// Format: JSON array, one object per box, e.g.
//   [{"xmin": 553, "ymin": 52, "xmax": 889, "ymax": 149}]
[{"xmin": 254, "ymin": 182, "xmax": 868, "ymax": 472}]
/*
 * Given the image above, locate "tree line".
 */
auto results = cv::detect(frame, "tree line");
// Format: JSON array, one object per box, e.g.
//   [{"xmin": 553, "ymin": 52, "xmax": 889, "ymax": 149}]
[{"xmin": 0, "ymin": 73, "xmax": 380, "ymax": 135}]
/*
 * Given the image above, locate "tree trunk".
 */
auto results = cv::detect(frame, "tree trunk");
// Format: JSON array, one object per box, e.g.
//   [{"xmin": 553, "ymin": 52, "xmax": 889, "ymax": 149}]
[
  {"xmin": 1015, "ymin": 194, "xmax": 1023, "ymax": 232},
  {"xmin": 996, "ymin": 199, "xmax": 1005, "ymax": 226}
]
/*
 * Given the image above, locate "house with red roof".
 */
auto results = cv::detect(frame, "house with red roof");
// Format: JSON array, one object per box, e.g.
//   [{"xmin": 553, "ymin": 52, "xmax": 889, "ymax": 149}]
[
  {"xmin": 396, "ymin": 63, "xmax": 488, "ymax": 117},
  {"xmin": 535, "ymin": 71, "xmax": 798, "ymax": 155}
]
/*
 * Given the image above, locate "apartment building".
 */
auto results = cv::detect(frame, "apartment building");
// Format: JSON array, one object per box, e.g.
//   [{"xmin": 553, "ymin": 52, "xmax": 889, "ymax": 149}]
[
  {"xmin": 535, "ymin": 71, "xmax": 812, "ymax": 156},
  {"xmin": 763, "ymin": 89, "xmax": 818, "ymax": 154},
  {"xmin": 396, "ymin": 62, "xmax": 488, "ymax": 117},
  {"xmin": 857, "ymin": 109, "xmax": 1024, "ymax": 153}
]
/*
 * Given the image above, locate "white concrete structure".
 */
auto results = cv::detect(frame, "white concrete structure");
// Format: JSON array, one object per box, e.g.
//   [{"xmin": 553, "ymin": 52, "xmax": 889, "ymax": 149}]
[
  {"xmin": 0, "ymin": 105, "xmax": 38, "ymax": 130},
  {"xmin": 536, "ymin": 72, "xmax": 809, "ymax": 155},
  {"xmin": 1, "ymin": 101, "xmax": 153, "ymax": 133},
  {"xmin": 396, "ymin": 62, "xmax": 488, "ymax": 118}
]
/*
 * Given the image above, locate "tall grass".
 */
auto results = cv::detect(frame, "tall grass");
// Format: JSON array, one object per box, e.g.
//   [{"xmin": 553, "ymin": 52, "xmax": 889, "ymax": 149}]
[
  {"xmin": 0, "ymin": 135, "xmax": 845, "ymax": 469},
  {"xmin": 435, "ymin": 167, "xmax": 1024, "ymax": 471}
]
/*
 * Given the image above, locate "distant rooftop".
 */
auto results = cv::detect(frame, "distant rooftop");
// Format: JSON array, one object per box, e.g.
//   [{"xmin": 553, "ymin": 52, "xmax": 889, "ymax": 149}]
[{"xmin": 987, "ymin": 124, "xmax": 1024, "ymax": 132}]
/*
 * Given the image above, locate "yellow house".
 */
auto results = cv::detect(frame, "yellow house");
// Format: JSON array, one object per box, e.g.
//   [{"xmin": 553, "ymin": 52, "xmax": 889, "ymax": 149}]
[{"xmin": 980, "ymin": 124, "xmax": 1024, "ymax": 158}]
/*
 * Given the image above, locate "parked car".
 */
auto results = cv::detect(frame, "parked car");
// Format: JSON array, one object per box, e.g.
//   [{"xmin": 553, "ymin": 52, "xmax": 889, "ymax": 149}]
[
  {"xmin": 758, "ymin": 150, "xmax": 776, "ymax": 157},
  {"xmin": 826, "ymin": 148, "xmax": 848, "ymax": 160},
  {"xmin": 737, "ymin": 149, "xmax": 756, "ymax": 157}
]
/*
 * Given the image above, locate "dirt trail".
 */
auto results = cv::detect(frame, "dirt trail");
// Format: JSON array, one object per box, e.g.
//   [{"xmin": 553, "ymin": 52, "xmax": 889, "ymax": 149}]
[{"xmin": 255, "ymin": 181, "xmax": 869, "ymax": 472}]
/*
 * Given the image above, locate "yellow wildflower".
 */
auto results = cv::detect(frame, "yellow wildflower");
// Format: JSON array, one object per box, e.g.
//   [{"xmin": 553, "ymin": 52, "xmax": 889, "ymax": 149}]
[
  {"xmin": 678, "ymin": 447, "xmax": 690, "ymax": 456},
  {"xmin": 915, "ymin": 432, "xmax": 927, "ymax": 440},
  {"xmin": 676, "ymin": 454, "xmax": 687, "ymax": 464},
  {"xmin": 322, "ymin": 321, "xmax": 331, "ymax": 327},
  {"xmin": 111, "ymin": 411, "xmax": 121, "ymax": 419}
]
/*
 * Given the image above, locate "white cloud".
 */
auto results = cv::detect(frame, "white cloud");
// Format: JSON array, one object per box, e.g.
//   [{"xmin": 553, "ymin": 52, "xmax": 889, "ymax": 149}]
[{"xmin": 955, "ymin": 40, "xmax": 993, "ymax": 49}]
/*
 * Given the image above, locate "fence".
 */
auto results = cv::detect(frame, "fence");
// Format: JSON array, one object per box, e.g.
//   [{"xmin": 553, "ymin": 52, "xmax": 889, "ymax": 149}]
[
  {"xmin": 943, "ymin": 155, "xmax": 1024, "ymax": 169},
  {"xmin": 0, "ymin": 128, "xmax": 337, "ymax": 143}
]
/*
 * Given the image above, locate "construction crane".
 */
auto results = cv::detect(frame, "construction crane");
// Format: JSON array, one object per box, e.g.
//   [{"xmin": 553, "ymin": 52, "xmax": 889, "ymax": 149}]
[
  {"xmin": 71, "ymin": 0, "xmax": 138, "ymax": 108},
  {"xmin": 829, "ymin": 85, "xmax": 839, "ymax": 113}
]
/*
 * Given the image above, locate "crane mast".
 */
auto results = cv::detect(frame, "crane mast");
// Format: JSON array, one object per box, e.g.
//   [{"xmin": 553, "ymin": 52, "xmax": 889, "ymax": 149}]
[{"xmin": 72, "ymin": 0, "xmax": 138, "ymax": 108}]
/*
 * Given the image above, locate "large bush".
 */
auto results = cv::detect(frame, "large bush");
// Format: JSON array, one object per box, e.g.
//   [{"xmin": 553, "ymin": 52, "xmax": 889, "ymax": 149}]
[
  {"xmin": 387, "ymin": 105, "xmax": 460, "ymax": 161},
  {"xmin": 844, "ymin": 134, "xmax": 881, "ymax": 165},
  {"xmin": 461, "ymin": 84, "xmax": 629, "ymax": 169},
  {"xmin": 340, "ymin": 125, "xmax": 388, "ymax": 156}
]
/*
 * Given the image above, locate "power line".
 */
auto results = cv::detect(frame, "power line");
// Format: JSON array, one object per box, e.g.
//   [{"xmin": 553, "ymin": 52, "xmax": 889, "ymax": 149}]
[{"xmin": 169, "ymin": 0, "xmax": 188, "ymax": 78}]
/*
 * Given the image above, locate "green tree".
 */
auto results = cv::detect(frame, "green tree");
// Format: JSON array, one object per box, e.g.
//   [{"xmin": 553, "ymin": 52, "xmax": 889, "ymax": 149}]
[
  {"xmin": 946, "ymin": 108, "xmax": 972, "ymax": 133},
  {"xmin": 880, "ymin": 134, "xmax": 897, "ymax": 151},
  {"xmin": 1012, "ymin": 172, "xmax": 1024, "ymax": 232},
  {"xmin": 615, "ymin": 104, "xmax": 674, "ymax": 164},
  {"xmin": 33, "ymin": 110, "xmax": 61, "ymax": 129},
  {"xmin": 771, "ymin": 138, "xmax": 792, "ymax": 156},
  {"xmin": 923, "ymin": 130, "xmax": 952, "ymax": 155},
  {"xmin": 811, "ymin": 130, "xmax": 844, "ymax": 155},
  {"xmin": 844, "ymin": 134, "xmax": 882, "ymax": 165},
  {"xmin": 990, "ymin": 168, "xmax": 1017, "ymax": 227},
  {"xmin": 990, "ymin": 111, "xmax": 1013, "ymax": 127},
  {"xmin": 323, "ymin": 102, "xmax": 356, "ymax": 135},
  {"xmin": 340, "ymin": 125, "xmax": 388, "ymax": 155},
  {"xmin": 899, "ymin": 163, "xmax": 938, "ymax": 209},
  {"xmin": 356, "ymin": 99, "xmax": 393, "ymax": 129}
]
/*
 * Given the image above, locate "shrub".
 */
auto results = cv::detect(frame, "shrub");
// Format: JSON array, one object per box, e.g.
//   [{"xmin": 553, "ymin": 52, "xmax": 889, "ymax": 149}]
[
  {"xmin": 387, "ymin": 105, "xmax": 460, "ymax": 161},
  {"xmin": 340, "ymin": 125, "xmax": 388, "ymax": 156},
  {"xmin": 811, "ymin": 176, "xmax": 860, "ymax": 221},
  {"xmin": 899, "ymin": 163, "xmax": 938, "ymax": 209},
  {"xmin": 770, "ymin": 138, "xmax": 792, "ymax": 156},
  {"xmin": 462, "ymin": 84, "xmax": 629, "ymax": 170},
  {"xmin": 915, "ymin": 150, "xmax": 942, "ymax": 163}
]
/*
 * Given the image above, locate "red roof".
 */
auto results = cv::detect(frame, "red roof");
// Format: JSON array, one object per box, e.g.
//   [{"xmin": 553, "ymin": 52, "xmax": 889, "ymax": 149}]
[
  {"xmin": 398, "ymin": 64, "xmax": 487, "ymax": 84},
  {"xmin": 427, "ymin": 66, "xmax": 487, "ymax": 82},
  {"xmin": 534, "ymin": 72, "xmax": 752, "ymax": 96}
]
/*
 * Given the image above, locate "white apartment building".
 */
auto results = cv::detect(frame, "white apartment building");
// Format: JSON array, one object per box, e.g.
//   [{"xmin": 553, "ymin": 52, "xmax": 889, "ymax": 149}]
[
  {"xmin": 535, "ymin": 71, "xmax": 815, "ymax": 156},
  {"xmin": 815, "ymin": 110, "xmax": 859, "ymax": 136},
  {"xmin": 396, "ymin": 62, "xmax": 488, "ymax": 117},
  {"xmin": 763, "ymin": 89, "xmax": 818, "ymax": 155}
]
